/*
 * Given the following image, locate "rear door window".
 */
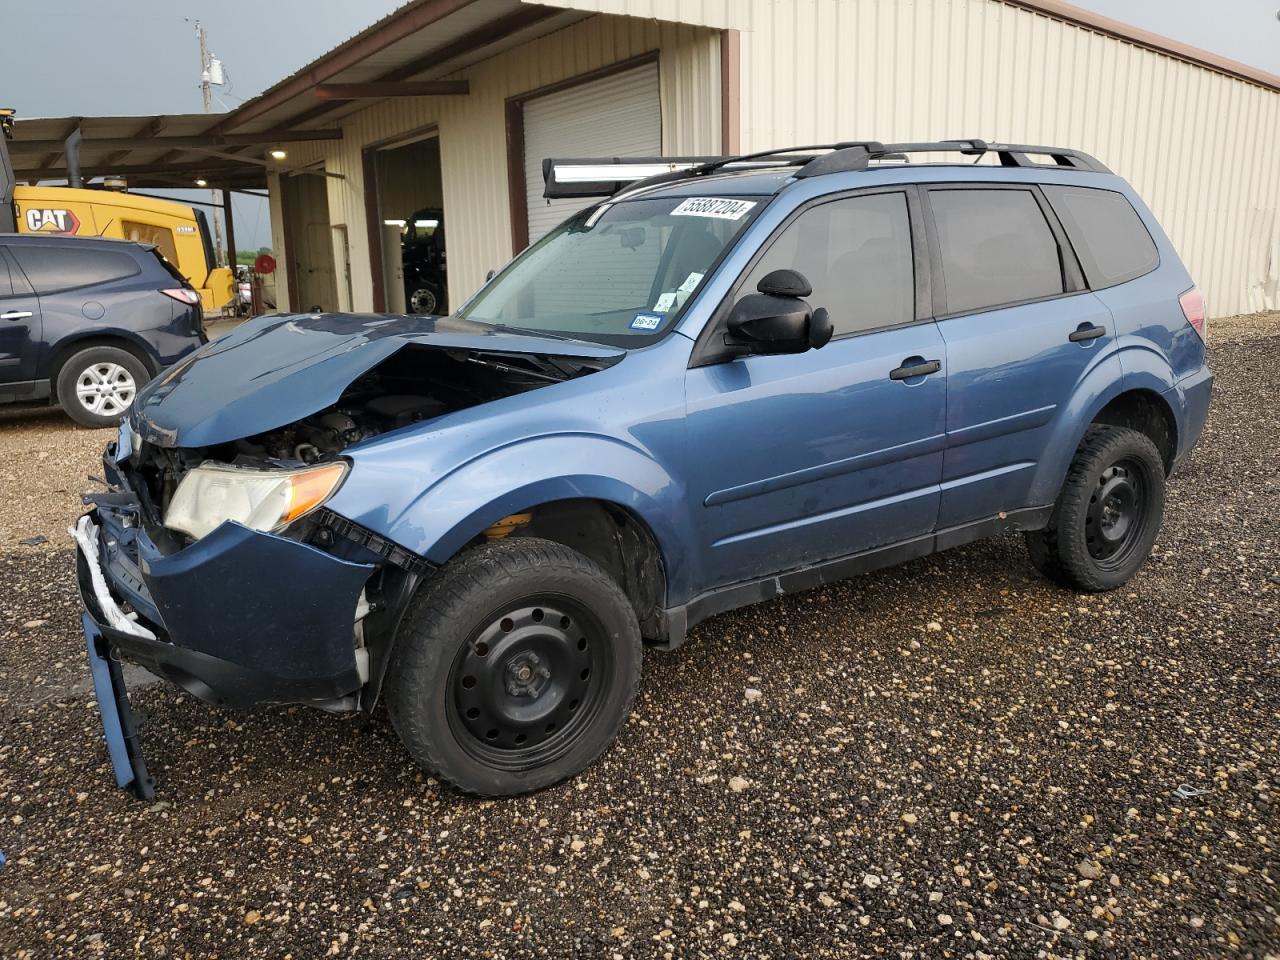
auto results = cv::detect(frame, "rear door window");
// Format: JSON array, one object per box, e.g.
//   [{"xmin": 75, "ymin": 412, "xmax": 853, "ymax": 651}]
[
  {"xmin": 928, "ymin": 188, "xmax": 1065, "ymax": 315},
  {"xmin": 1042, "ymin": 185, "xmax": 1158, "ymax": 288},
  {"xmin": 9, "ymin": 246, "xmax": 140, "ymax": 295},
  {"xmin": 743, "ymin": 191, "xmax": 915, "ymax": 336}
]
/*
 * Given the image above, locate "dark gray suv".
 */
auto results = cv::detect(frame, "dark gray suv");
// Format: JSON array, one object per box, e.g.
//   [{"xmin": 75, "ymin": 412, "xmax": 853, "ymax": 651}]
[{"xmin": 0, "ymin": 234, "xmax": 205, "ymax": 427}]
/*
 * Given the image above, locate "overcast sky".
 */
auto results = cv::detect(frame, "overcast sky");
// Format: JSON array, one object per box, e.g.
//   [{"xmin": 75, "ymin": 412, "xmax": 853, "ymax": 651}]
[
  {"xmin": 1, "ymin": 1, "xmax": 398, "ymax": 249},
  {"xmin": 3, "ymin": 0, "xmax": 1278, "ymax": 249}
]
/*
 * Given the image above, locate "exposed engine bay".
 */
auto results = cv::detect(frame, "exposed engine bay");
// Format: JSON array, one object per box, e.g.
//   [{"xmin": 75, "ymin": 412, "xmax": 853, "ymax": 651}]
[
  {"xmin": 241, "ymin": 346, "xmax": 598, "ymax": 463},
  {"xmin": 124, "ymin": 344, "xmax": 615, "ymax": 531}
]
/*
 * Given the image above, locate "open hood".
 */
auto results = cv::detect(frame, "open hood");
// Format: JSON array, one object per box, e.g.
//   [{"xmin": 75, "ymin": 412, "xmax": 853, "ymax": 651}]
[{"xmin": 131, "ymin": 313, "xmax": 624, "ymax": 448}]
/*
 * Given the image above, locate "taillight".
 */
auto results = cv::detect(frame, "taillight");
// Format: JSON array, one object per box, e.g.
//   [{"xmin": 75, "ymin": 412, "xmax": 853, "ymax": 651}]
[
  {"xmin": 1179, "ymin": 286, "xmax": 1207, "ymax": 341},
  {"xmin": 162, "ymin": 288, "xmax": 201, "ymax": 305}
]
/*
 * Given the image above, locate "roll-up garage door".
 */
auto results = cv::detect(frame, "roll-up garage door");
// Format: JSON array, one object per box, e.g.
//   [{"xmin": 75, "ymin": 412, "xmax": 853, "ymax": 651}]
[{"xmin": 523, "ymin": 62, "xmax": 661, "ymax": 244}]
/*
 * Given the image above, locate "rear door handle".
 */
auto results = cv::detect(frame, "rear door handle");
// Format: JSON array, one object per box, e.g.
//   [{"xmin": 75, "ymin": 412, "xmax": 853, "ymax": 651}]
[
  {"xmin": 0, "ymin": 311, "xmax": 33, "ymax": 321},
  {"xmin": 1069, "ymin": 323, "xmax": 1106, "ymax": 342},
  {"xmin": 889, "ymin": 358, "xmax": 941, "ymax": 381}
]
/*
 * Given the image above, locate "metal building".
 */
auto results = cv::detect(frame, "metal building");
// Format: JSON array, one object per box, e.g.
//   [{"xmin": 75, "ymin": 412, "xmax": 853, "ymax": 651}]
[{"xmin": 212, "ymin": 0, "xmax": 1277, "ymax": 317}]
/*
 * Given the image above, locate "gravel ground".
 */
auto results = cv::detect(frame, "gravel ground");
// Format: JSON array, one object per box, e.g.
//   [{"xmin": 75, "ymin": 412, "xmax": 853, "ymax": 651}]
[{"xmin": 1, "ymin": 319, "xmax": 1278, "ymax": 959}]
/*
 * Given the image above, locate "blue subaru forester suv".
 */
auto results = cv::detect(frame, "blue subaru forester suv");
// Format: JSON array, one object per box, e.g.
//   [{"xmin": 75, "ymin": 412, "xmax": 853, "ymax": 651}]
[{"xmin": 75, "ymin": 140, "xmax": 1212, "ymax": 798}]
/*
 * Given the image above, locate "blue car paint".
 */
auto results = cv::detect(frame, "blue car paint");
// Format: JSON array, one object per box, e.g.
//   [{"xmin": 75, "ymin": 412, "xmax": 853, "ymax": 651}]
[
  {"xmin": 81, "ymin": 612, "xmax": 154, "ymax": 799},
  {"xmin": 935, "ymin": 291, "xmax": 1122, "ymax": 527},
  {"xmin": 83, "ymin": 614, "xmax": 141, "ymax": 791},
  {"xmin": 322, "ymin": 335, "xmax": 698, "ymax": 595},
  {"xmin": 132, "ymin": 311, "xmax": 623, "ymax": 448},
  {"xmin": 138, "ymin": 520, "xmax": 375, "ymax": 689},
  {"xmin": 87, "ymin": 452, "xmax": 380, "ymax": 706},
  {"xmin": 684, "ymin": 322, "xmax": 948, "ymax": 589},
  {"xmin": 88, "ymin": 157, "xmax": 1212, "ymax": 715}
]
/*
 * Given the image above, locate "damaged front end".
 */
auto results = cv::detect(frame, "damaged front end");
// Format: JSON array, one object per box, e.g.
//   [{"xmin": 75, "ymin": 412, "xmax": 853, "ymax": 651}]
[{"xmin": 75, "ymin": 312, "xmax": 622, "ymax": 772}]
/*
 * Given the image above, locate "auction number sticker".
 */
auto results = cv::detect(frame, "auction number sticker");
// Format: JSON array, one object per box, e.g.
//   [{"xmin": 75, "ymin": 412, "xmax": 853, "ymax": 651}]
[{"xmin": 671, "ymin": 197, "xmax": 757, "ymax": 221}]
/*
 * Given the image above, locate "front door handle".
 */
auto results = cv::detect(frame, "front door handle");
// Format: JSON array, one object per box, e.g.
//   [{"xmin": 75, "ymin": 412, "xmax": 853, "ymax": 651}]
[
  {"xmin": 0, "ymin": 310, "xmax": 33, "ymax": 321},
  {"xmin": 889, "ymin": 358, "xmax": 942, "ymax": 381},
  {"xmin": 1069, "ymin": 323, "xmax": 1106, "ymax": 343}
]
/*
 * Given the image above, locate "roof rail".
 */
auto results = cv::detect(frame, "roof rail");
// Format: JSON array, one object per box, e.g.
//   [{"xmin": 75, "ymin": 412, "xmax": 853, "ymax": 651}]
[
  {"xmin": 794, "ymin": 139, "xmax": 1111, "ymax": 176},
  {"xmin": 540, "ymin": 139, "xmax": 1110, "ymax": 200}
]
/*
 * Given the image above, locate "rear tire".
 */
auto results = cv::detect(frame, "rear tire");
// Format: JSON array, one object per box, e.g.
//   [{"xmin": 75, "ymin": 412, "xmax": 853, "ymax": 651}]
[
  {"xmin": 1025, "ymin": 425, "xmax": 1166, "ymax": 591},
  {"xmin": 386, "ymin": 537, "xmax": 642, "ymax": 796},
  {"xmin": 56, "ymin": 345, "xmax": 148, "ymax": 428}
]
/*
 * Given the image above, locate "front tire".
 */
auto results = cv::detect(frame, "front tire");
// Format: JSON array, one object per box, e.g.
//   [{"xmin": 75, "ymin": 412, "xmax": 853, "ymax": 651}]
[
  {"xmin": 56, "ymin": 345, "xmax": 148, "ymax": 428},
  {"xmin": 386, "ymin": 537, "xmax": 642, "ymax": 796},
  {"xmin": 1025, "ymin": 425, "xmax": 1166, "ymax": 591}
]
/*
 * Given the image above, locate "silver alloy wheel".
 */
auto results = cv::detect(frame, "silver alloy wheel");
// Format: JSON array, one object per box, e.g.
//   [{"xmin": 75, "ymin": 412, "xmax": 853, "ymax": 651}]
[{"xmin": 74, "ymin": 362, "xmax": 137, "ymax": 417}]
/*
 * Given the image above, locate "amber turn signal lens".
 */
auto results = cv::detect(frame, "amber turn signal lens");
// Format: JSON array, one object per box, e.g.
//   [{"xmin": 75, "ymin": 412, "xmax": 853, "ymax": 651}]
[{"xmin": 282, "ymin": 462, "xmax": 349, "ymax": 525}]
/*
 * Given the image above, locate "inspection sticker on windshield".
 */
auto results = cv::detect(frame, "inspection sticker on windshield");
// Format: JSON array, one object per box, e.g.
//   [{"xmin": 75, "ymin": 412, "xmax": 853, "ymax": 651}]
[
  {"xmin": 677, "ymin": 272, "xmax": 704, "ymax": 293},
  {"xmin": 671, "ymin": 197, "xmax": 757, "ymax": 221},
  {"xmin": 630, "ymin": 312, "xmax": 663, "ymax": 331}
]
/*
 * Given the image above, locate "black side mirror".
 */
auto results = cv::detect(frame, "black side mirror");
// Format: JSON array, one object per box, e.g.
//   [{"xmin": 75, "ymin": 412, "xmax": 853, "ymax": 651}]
[
  {"xmin": 484, "ymin": 269, "xmax": 496, "ymax": 282},
  {"xmin": 757, "ymin": 268, "xmax": 812, "ymax": 298},
  {"xmin": 725, "ymin": 270, "xmax": 832, "ymax": 356},
  {"xmin": 727, "ymin": 294, "xmax": 813, "ymax": 354}
]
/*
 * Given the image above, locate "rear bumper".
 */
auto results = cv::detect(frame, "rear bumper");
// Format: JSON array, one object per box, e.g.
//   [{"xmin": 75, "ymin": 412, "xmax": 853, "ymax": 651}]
[
  {"xmin": 77, "ymin": 460, "xmax": 376, "ymax": 709},
  {"xmin": 1169, "ymin": 365, "xmax": 1214, "ymax": 471}
]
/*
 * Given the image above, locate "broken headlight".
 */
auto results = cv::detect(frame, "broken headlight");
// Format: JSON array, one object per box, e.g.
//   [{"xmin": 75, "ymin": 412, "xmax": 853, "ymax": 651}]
[{"xmin": 164, "ymin": 461, "xmax": 348, "ymax": 541}]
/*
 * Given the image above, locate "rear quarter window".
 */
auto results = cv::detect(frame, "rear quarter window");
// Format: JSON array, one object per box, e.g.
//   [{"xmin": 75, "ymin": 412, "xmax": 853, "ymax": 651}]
[
  {"xmin": 1042, "ymin": 185, "xmax": 1158, "ymax": 288},
  {"xmin": 148, "ymin": 248, "xmax": 190, "ymax": 286},
  {"xmin": 10, "ymin": 246, "xmax": 140, "ymax": 295}
]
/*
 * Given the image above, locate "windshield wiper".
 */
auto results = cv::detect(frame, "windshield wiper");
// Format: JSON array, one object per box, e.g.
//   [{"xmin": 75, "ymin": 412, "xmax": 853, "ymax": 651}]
[
  {"xmin": 485, "ymin": 321, "xmax": 573, "ymax": 342},
  {"xmin": 465, "ymin": 353, "xmax": 566, "ymax": 383}
]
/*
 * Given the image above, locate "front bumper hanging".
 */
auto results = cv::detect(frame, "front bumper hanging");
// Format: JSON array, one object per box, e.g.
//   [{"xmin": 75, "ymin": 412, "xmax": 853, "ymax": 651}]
[{"xmin": 81, "ymin": 613, "xmax": 155, "ymax": 801}]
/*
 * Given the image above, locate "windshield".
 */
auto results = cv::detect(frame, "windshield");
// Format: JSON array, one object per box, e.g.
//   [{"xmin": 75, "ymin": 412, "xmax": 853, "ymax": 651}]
[{"xmin": 459, "ymin": 195, "xmax": 764, "ymax": 344}]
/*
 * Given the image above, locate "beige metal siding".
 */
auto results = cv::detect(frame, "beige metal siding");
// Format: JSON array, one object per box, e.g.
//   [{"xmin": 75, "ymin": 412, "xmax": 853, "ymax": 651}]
[
  {"xmin": 737, "ymin": 0, "xmax": 1280, "ymax": 316},
  {"xmin": 278, "ymin": 15, "xmax": 720, "ymax": 313},
  {"xmin": 523, "ymin": 0, "xmax": 752, "ymax": 31},
  {"xmin": 266, "ymin": 171, "xmax": 289, "ymax": 310}
]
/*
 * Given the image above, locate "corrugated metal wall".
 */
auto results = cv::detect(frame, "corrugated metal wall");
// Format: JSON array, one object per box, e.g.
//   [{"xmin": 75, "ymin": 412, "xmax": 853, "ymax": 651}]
[
  {"xmin": 737, "ymin": 0, "xmax": 1280, "ymax": 316},
  {"xmin": 279, "ymin": 15, "xmax": 720, "ymax": 312}
]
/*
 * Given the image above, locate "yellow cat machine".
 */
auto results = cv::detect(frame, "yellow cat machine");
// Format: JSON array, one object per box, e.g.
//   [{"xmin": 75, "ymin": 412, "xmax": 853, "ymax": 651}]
[{"xmin": 0, "ymin": 109, "xmax": 233, "ymax": 313}]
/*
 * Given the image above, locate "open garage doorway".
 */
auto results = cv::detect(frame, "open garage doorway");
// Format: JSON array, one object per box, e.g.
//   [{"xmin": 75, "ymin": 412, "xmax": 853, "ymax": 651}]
[
  {"xmin": 281, "ymin": 172, "xmax": 339, "ymax": 313},
  {"xmin": 373, "ymin": 133, "xmax": 446, "ymax": 315}
]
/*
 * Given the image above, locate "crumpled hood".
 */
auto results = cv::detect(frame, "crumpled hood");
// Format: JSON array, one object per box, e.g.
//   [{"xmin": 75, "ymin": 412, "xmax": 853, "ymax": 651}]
[{"xmin": 131, "ymin": 312, "xmax": 624, "ymax": 448}]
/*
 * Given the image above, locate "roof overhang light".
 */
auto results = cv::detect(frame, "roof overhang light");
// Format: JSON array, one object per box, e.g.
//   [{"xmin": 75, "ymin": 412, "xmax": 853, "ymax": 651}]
[{"xmin": 269, "ymin": 149, "xmax": 287, "ymax": 160}]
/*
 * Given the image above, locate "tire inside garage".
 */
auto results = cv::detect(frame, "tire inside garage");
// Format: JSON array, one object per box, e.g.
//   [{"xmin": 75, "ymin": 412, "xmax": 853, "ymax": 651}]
[{"xmin": 375, "ymin": 134, "xmax": 447, "ymax": 315}]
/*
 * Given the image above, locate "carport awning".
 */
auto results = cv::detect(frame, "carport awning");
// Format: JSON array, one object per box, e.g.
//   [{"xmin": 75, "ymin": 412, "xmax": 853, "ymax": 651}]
[
  {"xmin": 221, "ymin": 0, "xmax": 593, "ymax": 135},
  {"xmin": 4, "ymin": 113, "xmax": 343, "ymax": 191}
]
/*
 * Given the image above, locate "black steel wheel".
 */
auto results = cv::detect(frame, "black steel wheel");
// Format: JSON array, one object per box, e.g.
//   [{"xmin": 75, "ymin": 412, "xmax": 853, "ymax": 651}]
[
  {"xmin": 1084, "ymin": 457, "xmax": 1150, "ymax": 569},
  {"xmin": 386, "ymin": 537, "xmax": 641, "ymax": 796},
  {"xmin": 1026, "ymin": 425, "xmax": 1166, "ymax": 591},
  {"xmin": 448, "ymin": 598, "xmax": 611, "ymax": 771}
]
